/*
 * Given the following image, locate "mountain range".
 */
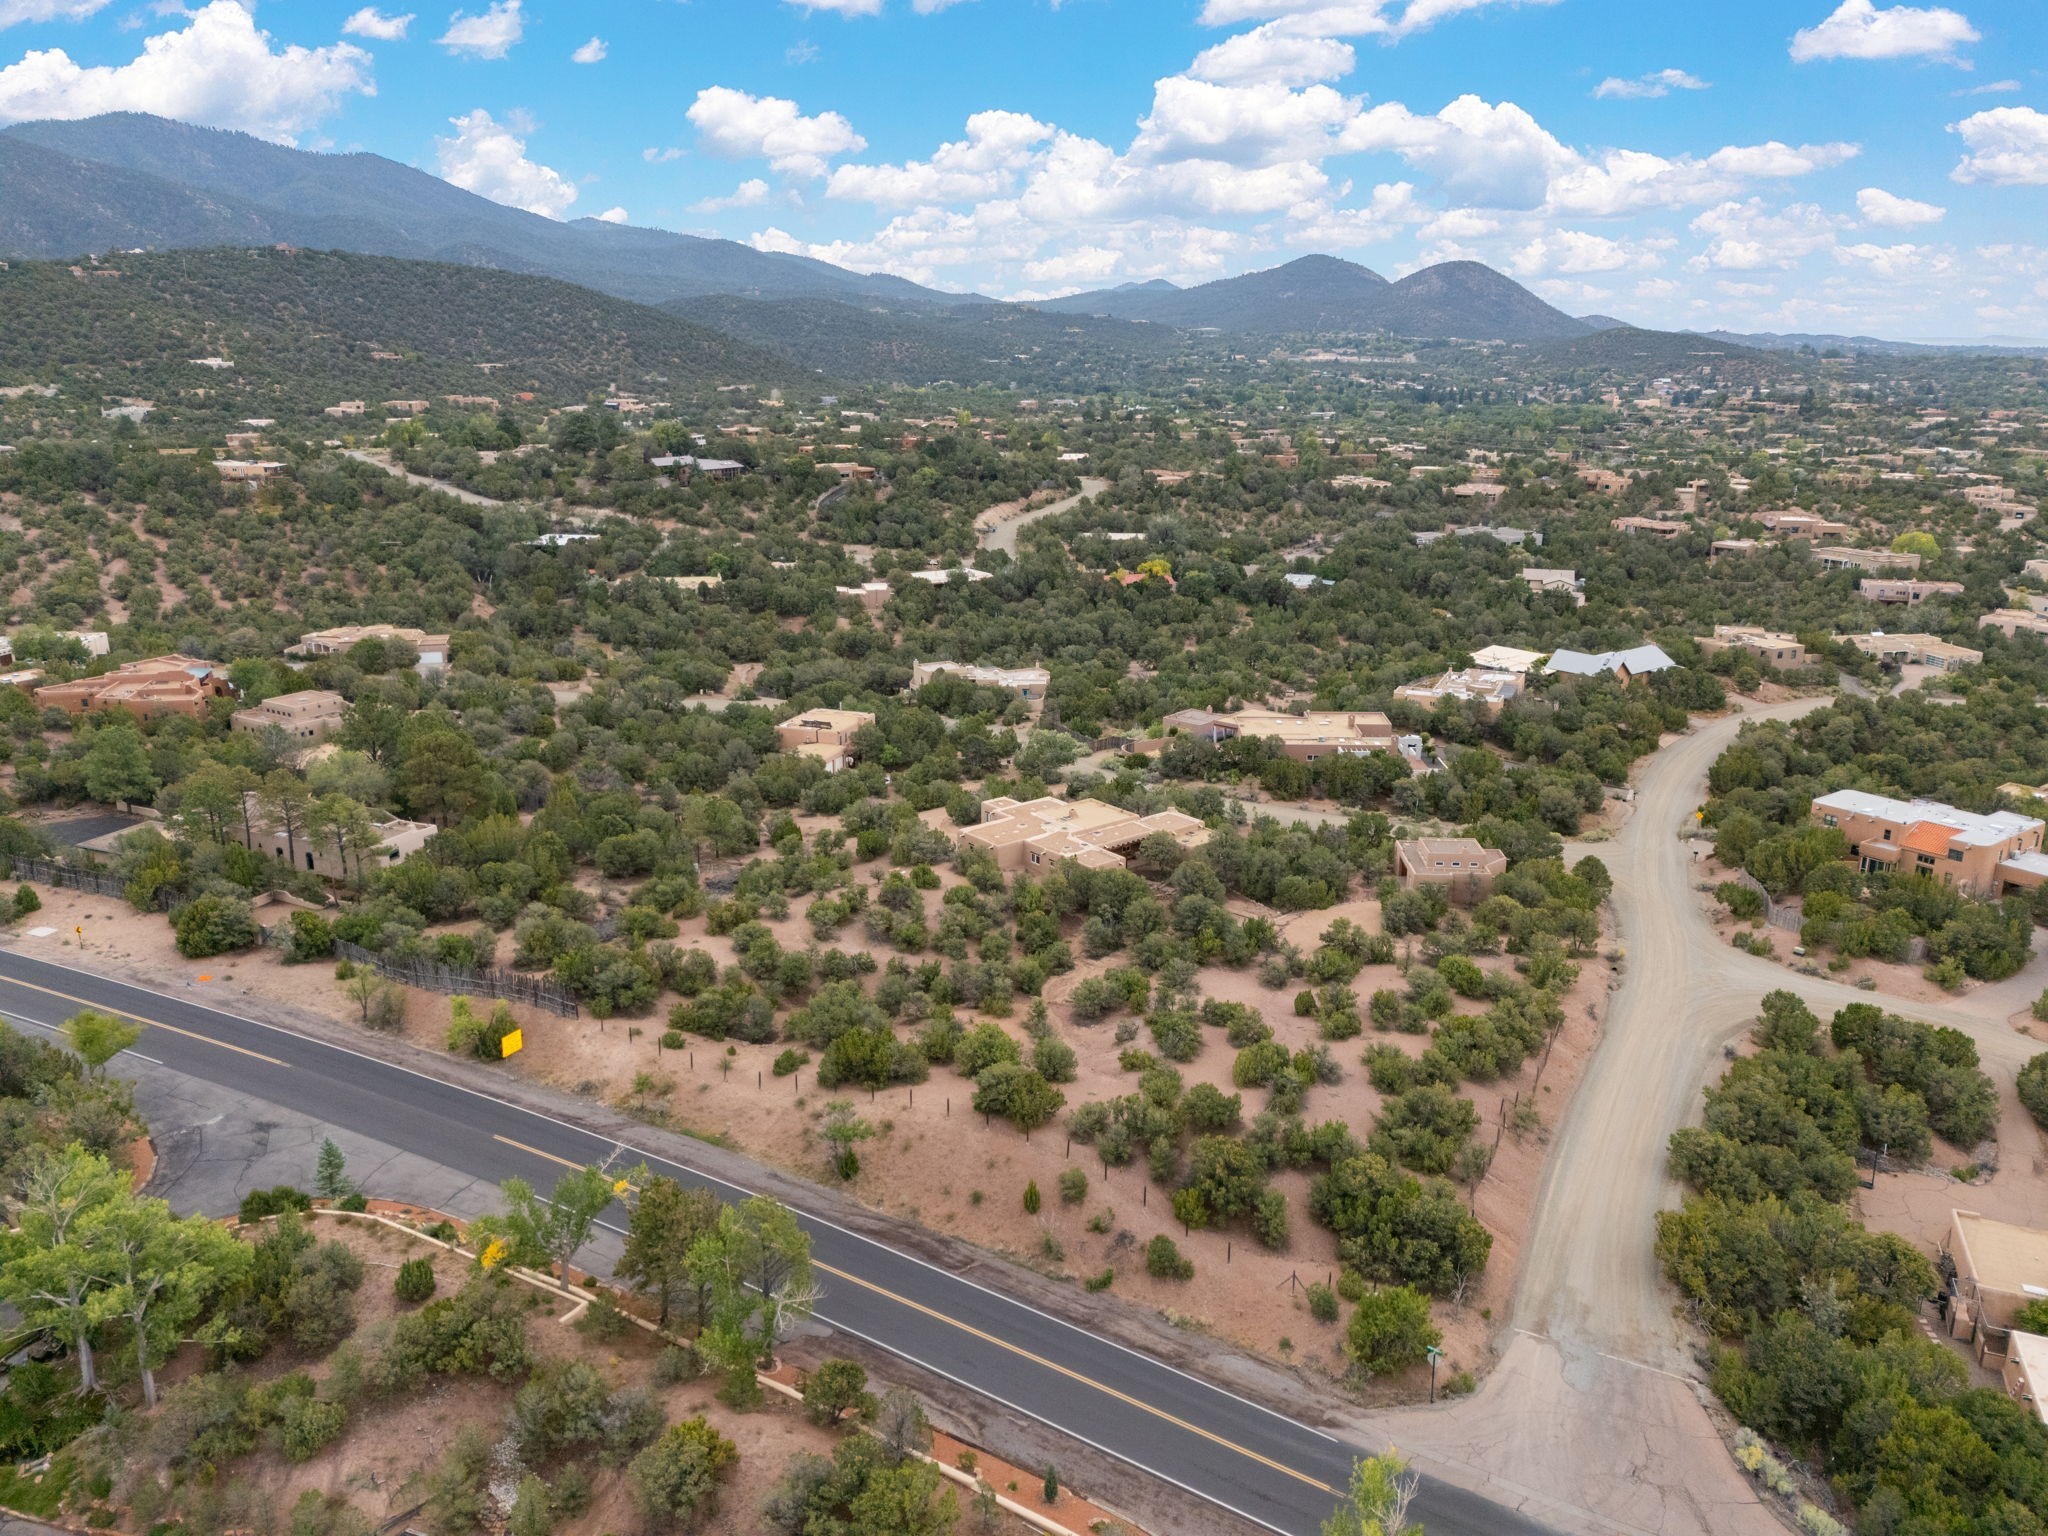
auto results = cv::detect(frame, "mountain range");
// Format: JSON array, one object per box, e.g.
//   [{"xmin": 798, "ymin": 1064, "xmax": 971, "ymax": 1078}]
[
  {"xmin": 3, "ymin": 114, "xmax": 1603, "ymax": 347},
  {"xmin": 1039, "ymin": 253, "xmax": 1592, "ymax": 342}
]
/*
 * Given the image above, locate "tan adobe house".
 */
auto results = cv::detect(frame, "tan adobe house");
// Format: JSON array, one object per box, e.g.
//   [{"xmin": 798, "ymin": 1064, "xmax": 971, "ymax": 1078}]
[
  {"xmin": 1699, "ymin": 625, "xmax": 1806, "ymax": 668},
  {"xmin": 287, "ymin": 625, "xmax": 450, "ymax": 672},
  {"xmin": 1394, "ymin": 838, "xmax": 1508, "ymax": 902},
  {"xmin": 775, "ymin": 708, "xmax": 875, "ymax": 773},
  {"xmin": 836, "ymin": 581, "xmax": 892, "ymax": 613},
  {"xmin": 1981, "ymin": 608, "xmax": 2048, "ymax": 640},
  {"xmin": 1810, "ymin": 790, "xmax": 2048, "ymax": 897},
  {"xmin": 1939, "ymin": 1210, "xmax": 2048, "ymax": 1370},
  {"xmin": 959, "ymin": 796, "xmax": 1209, "ymax": 873},
  {"xmin": 1817, "ymin": 547, "xmax": 1920, "ymax": 573},
  {"xmin": 230, "ymin": 689, "xmax": 349, "ymax": 743},
  {"xmin": 1860, "ymin": 578, "xmax": 1965, "ymax": 605},
  {"xmin": 1834, "ymin": 633, "xmax": 1982, "ymax": 672},
  {"xmin": 240, "ymin": 794, "xmax": 436, "ymax": 879},
  {"xmin": 1151, "ymin": 708, "xmax": 1426, "ymax": 769},
  {"xmin": 2006, "ymin": 1331, "xmax": 2048, "ymax": 1427},
  {"xmin": 1392, "ymin": 668, "xmax": 1524, "ymax": 713},
  {"xmin": 35, "ymin": 655, "xmax": 234, "ymax": 721},
  {"xmin": 909, "ymin": 661, "xmax": 1051, "ymax": 699}
]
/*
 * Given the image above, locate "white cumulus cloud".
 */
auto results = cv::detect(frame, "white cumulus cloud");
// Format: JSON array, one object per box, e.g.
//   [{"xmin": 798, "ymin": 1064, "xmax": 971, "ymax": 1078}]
[
  {"xmin": 687, "ymin": 86, "xmax": 865, "ymax": 178},
  {"xmin": 1187, "ymin": 25, "xmax": 1356, "ymax": 86},
  {"xmin": 342, "ymin": 8, "xmax": 413, "ymax": 41},
  {"xmin": 439, "ymin": 0, "xmax": 522, "ymax": 59},
  {"xmin": 827, "ymin": 109, "xmax": 1052, "ymax": 206},
  {"xmin": 1789, "ymin": 1, "xmax": 1977, "ymax": 63},
  {"xmin": 435, "ymin": 108, "xmax": 576, "ymax": 217},
  {"xmin": 571, "ymin": 36, "xmax": 605, "ymax": 64},
  {"xmin": 0, "ymin": 0, "xmax": 372, "ymax": 142},
  {"xmin": 1592, "ymin": 68, "xmax": 1708, "ymax": 100},
  {"xmin": 594, "ymin": 206, "xmax": 628, "ymax": 223},
  {"xmin": 692, "ymin": 178, "xmax": 772, "ymax": 213},
  {"xmin": 1951, "ymin": 106, "xmax": 2048, "ymax": 185},
  {"xmin": 0, "ymin": 0, "xmax": 112, "ymax": 26},
  {"xmin": 1197, "ymin": 0, "xmax": 1562, "ymax": 42},
  {"xmin": 1856, "ymin": 185, "xmax": 1944, "ymax": 225},
  {"xmin": 784, "ymin": 0, "xmax": 882, "ymax": 14}
]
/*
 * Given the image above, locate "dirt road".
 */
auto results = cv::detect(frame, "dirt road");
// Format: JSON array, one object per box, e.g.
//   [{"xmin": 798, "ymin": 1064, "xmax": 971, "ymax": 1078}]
[
  {"xmin": 1379, "ymin": 694, "xmax": 2048, "ymax": 1535},
  {"xmin": 340, "ymin": 448, "xmax": 508, "ymax": 506},
  {"xmin": 978, "ymin": 476, "xmax": 1109, "ymax": 555}
]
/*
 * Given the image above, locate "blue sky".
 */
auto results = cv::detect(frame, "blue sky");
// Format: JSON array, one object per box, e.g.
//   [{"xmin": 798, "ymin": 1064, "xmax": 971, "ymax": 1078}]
[{"xmin": 1, "ymin": 0, "xmax": 2044, "ymax": 337}]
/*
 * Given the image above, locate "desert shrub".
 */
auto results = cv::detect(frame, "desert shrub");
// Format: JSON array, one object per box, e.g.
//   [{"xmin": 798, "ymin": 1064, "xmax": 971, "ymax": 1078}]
[
  {"xmin": 394, "ymin": 1258, "xmax": 437, "ymax": 1304},
  {"xmin": 802, "ymin": 1360, "xmax": 875, "ymax": 1426},
  {"xmin": 1145, "ymin": 1235, "xmax": 1194, "ymax": 1280},
  {"xmin": 1182, "ymin": 1082, "xmax": 1243, "ymax": 1134},
  {"xmin": 1345, "ymin": 1286, "xmax": 1440, "ymax": 1377},
  {"xmin": 238, "ymin": 1185, "xmax": 313, "ymax": 1223},
  {"xmin": 277, "ymin": 1396, "xmax": 347, "ymax": 1462},
  {"xmin": 1033, "ymin": 1034, "xmax": 1078, "ymax": 1083},
  {"xmin": 627, "ymin": 1418, "xmax": 738, "ymax": 1529},
  {"xmin": 2016, "ymin": 1052, "xmax": 2048, "ymax": 1131},
  {"xmin": 382, "ymin": 1278, "xmax": 531, "ymax": 1389},
  {"xmin": 1233, "ymin": 1039, "xmax": 1292, "ymax": 1088},
  {"xmin": 1306, "ymin": 1282, "xmax": 1339, "ymax": 1324},
  {"xmin": 174, "ymin": 895, "xmax": 260, "ymax": 958},
  {"xmin": 1058, "ymin": 1167, "xmax": 1088, "ymax": 1204}
]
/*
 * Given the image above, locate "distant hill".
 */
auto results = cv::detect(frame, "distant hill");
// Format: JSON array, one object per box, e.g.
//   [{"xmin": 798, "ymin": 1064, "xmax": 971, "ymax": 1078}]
[
  {"xmin": 1525, "ymin": 325, "xmax": 1798, "ymax": 381},
  {"xmin": 1691, "ymin": 327, "xmax": 2048, "ymax": 358},
  {"xmin": 668, "ymin": 294, "xmax": 1188, "ymax": 385},
  {"xmin": 0, "ymin": 113, "xmax": 974, "ymax": 310},
  {"xmin": 1039, "ymin": 254, "xmax": 1587, "ymax": 342},
  {"xmin": 0, "ymin": 248, "xmax": 799, "ymax": 413}
]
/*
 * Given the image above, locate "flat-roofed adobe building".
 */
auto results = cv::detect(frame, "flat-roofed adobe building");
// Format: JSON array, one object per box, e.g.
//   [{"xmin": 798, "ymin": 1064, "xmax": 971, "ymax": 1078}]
[
  {"xmin": 1394, "ymin": 838, "xmax": 1508, "ymax": 903},
  {"xmin": 1391, "ymin": 668, "xmax": 1523, "ymax": 713},
  {"xmin": 775, "ymin": 708, "xmax": 874, "ymax": 773},
  {"xmin": 1152, "ymin": 708, "xmax": 1425, "ymax": 769},
  {"xmin": 287, "ymin": 625, "xmax": 450, "ymax": 672},
  {"xmin": 35, "ymin": 655, "xmax": 234, "ymax": 722},
  {"xmin": 1835, "ymin": 633, "xmax": 1982, "ymax": 672},
  {"xmin": 1810, "ymin": 790, "xmax": 2047, "ymax": 897},
  {"xmin": 1698, "ymin": 625, "xmax": 1806, "ymax": 668},
  {"xmin": 909, "ymin": 661, "xmax": 1051, "ymax": 699},
  {"xmin": 959, "ymin": 796, "xmax": 1209, "ymax": 873},
  {"xmin": 231, "ymin": 689, "xmax": 348, "ymax": 743},
  {"xmin": 1940, "ymin": 1210, "xmax": 2048, "ymax": 1365}
]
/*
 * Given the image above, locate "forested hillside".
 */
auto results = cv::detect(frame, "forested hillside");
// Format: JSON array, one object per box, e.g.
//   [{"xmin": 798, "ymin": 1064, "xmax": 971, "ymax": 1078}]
[{"xmin": 0, "ymin": 249, "xmax": 799, "ymax": 419}]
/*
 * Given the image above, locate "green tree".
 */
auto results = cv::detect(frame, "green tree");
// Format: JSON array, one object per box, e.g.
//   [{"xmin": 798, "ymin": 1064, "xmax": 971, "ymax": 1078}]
[
  {"xmin": 87, "ymin": 1192, "xmax": 254, "ymax": 1405},
  {"xmin": 689, "ymin": 1197, "xmax": 815, "ymax": 1370},
  {"xmin": 258, "ymin": 769, "xmax": 316, "ymax": 871},
  {"xmin": 0, "ymin": 1144, "xmax": 130, "ymax": 1392},
  {"xmin": 81, "ymin": 724, "xmax": 158, "ymax": 807},
  {"xmin": 61, "ymin": 1009, "xmax": 140, "ymax": 1079},
  {"xmin": 626, "ymin": 1417, "xmax": 738, "ymax": 1529},
  {"xmin": 314, "ymin": 1138, "xmax": 355, "ymax": 1202},
  {"xmin": 1322, "ymin": 1450, "xmax": 1422, "ymax": 1536},
  {"xmin": 802, "ymin": 1359, "xmax": 875, "ymax": 1426},
  {"xmin": 1344, "ymin": 1287, "xmax": 1440, "ymax": 1378},
  {"xmin": 819, "ymin": 1100, "xmax": 876, "ymax": 1180},
  {"xmin": 479, "ymin": 1166, "xmax": 618, "ymax": 1279},
  {"xmin": 616, "ymin": 1175, "xmax": 723, "ymax": 1327}
]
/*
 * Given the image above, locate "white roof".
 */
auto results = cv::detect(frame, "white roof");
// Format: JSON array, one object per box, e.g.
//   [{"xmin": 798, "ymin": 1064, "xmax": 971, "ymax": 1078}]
[
  {"xmin": 1812, "ymin": 789, "xmax": 2043, "ymax": 849},
  {"xmin": 2000, "ymin": 850, "xmax": 2048, "ymax": 877},
  {"xmin": 908, "ymin": 567, "xmax": 993, "ymax": 584},
  {"xmin": 2011, "ymin": 1332, "xmax": 2048, "ymax": 1426},
  {"xmin": 1283, "ymin": 573, "xmax": 1333, "ymax": 589},
  {"xmin": 1471, "ymin": 644, "xmax": 1544, "ymax": 672}
]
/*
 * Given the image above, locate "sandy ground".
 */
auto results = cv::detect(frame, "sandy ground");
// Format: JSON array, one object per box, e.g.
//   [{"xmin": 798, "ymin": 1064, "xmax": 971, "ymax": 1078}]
[
  {"xmin": 104, "ymin": 1213, "xmax": 1048, "ymax": 1536},
  {"xmin": 11, "ymin": 862, "xmax": 1612, "ymax": 1404}
]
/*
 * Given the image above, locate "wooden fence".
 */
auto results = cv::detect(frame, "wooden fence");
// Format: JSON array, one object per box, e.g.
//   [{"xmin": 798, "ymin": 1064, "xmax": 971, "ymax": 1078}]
[
  {"xmin": 334, "ymin": 939, "xmax": 580, "ymax": 1017},
  {"xmin": 8, "ymin": 855, "xmax": 184, "ymax": 910}
]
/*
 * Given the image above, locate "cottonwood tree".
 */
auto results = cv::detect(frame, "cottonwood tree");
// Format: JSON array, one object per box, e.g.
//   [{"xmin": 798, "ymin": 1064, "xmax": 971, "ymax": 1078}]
[
  {"xmin": 85, "ymin": 1192, "xmax": 252, "ymax": 1406},
  {"xmin": 479, "ymin": 1166, "xmax": 618, "ymax": 1280},
  {"xmin": 688, "ymin": 1196, "xmax": 815, "ymax": 1369},
  {"xmin": 62, "ymin": 1010, "xmax": 141, "ymax": 1079},
  {"xmin": 1323, "ymin": 1450, "xmax": 1422, "ymax": 1536},
  {"xmin": 0, "ymin": 1145, "xmax": 130, "ymax": 1392},
  {"xmin": 258, "ymin": 770, "xmax": 315, "ymax": 870}
]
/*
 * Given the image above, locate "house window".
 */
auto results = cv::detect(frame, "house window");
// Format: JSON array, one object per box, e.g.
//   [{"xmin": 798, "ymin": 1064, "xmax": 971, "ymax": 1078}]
[
  {"xmin": 1822, "ymin": 815, "xmax": 1838, "ymax": 828},
  {"xmin": 1881, "ymin": 829, "xmax": 1891, "ymax": 840},
  {"xmin": 1947, "ymin": 848, "xmax": 1963, "ymax": 862}
]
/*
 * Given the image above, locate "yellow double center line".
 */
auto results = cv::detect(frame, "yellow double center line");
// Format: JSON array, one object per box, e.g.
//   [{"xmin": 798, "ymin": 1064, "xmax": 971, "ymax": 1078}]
[
  {"xmin": 0, "ymin": 972, "xmax": 287, "ymax": 1066},
  {"xmin": 492, "ymin": 1134, "xmax": 1333, "ymax": 1495}
]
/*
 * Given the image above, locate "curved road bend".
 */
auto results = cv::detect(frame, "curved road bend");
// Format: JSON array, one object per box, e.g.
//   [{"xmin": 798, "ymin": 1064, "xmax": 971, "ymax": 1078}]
[
  {"xmin": 0, "ymin": 946, "xmax": 1549, "ymax": 1536},
  {"xmin": 978, "ymin": 476, "xmax": 1110, "ymax": 556}
]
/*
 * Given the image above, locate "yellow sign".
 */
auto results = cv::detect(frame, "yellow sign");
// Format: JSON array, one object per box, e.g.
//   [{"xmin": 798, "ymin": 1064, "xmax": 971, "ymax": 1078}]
[{"xmin": 499, "ymin": 1028, "xmax": 524, "ymax": 1058}]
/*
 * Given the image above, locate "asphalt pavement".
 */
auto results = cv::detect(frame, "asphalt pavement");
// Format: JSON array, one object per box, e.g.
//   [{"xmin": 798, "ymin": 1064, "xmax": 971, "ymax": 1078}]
[{"xmin": 0, "ymin": 945, "xmax": 1556, "ymax": 1536}]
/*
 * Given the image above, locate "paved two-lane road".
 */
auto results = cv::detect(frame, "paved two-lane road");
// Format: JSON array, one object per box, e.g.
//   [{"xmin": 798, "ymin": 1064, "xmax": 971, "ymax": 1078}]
[{"xmin": 0, "ymin": 946, "xmax": 1551, "ymax": 1536}]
